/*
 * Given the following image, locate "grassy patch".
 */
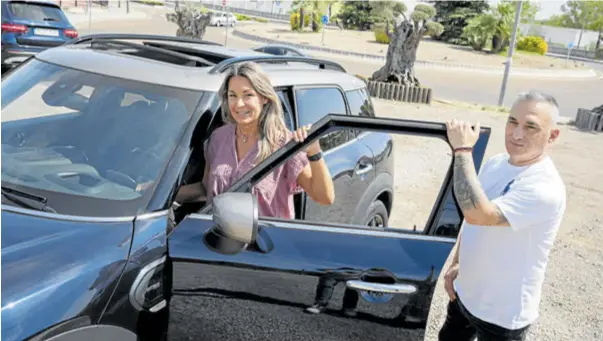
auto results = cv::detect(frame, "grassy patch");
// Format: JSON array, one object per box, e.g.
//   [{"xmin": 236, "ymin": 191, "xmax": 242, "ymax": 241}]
[{"xmin": 497, "ymin": 49, "xmax": 544, "ymax": 57}]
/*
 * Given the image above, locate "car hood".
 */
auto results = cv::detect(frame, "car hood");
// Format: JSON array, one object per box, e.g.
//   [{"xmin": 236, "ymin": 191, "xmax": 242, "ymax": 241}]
[{"xmin": 1, "ymin": 208, "xmax": 134, "ymax": 341}]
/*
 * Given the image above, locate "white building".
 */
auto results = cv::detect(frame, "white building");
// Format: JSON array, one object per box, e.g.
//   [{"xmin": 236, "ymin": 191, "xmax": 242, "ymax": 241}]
[{"xmin": 520, "ymin": 23, "xmax": 600, "ymax": 50}]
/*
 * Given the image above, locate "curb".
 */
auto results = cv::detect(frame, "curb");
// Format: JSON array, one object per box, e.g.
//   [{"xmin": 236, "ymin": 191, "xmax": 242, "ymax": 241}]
[
  {"xmin": 367, "ymin": 81, "xmax": 432, "ymax": 104},
  {"xmin": 232, "ymin": 29, "xmax": 599, "ymax": 79}
]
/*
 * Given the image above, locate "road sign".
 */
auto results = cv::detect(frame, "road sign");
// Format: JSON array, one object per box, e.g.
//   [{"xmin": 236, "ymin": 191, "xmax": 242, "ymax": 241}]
[
  {"xmin": 222, "ymin": 0, "xmax": 226, "ymax": 7},
  {"xmin": 321, "ymin": 14, "xmax": 328, "ymax": 25},
  {"xmin": 275, "ymin": 0, "xmax": 281, "ymax": 6},
  {"xmin": 568, "ymin": 42, "xmax": 574, "ymax": 49}
]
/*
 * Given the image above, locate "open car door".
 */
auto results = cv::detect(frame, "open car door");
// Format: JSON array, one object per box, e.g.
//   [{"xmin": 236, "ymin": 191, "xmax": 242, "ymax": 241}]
[{"xmin": 166, "ymin": 115, "xmax": 491, "ymax": 341}]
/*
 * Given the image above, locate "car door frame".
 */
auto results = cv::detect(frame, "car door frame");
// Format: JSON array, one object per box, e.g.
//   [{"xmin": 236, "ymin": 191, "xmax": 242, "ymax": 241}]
[
  {"xmin": 194, "ymin": 113, "xmax": 491, "ymax": 229},
  {"xmin": 167, "ymin": 114, "xmax": 491, "ymax": 337}
]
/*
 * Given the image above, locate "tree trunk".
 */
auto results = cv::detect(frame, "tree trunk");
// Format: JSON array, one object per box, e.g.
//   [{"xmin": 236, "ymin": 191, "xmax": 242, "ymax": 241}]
[
  {"xmin": 491, "ymin": 35, "xmax": 504, "ymax": 53},
  {"xmin": 370, "ymin": 21, "xmax": 422, "ymax": 87},
  {"xmin": 166, "ymin": 6, "xmax": 211, "ymax": 40}
]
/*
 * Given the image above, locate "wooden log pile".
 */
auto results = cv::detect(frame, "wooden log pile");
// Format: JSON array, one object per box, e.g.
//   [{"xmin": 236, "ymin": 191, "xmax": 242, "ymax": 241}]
[{"xmin": 575, "ymin": 104, "xmax": 603, "ymax": 132}]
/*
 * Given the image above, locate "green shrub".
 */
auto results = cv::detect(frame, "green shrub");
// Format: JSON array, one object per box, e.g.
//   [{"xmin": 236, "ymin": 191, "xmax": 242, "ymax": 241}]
[
  {"xmin": 311, "ymin": 12, "xmax": 323, "ymax": 32},
  {"xmin": 303, "ymin": 13, "xmax": 311, "ymax": 27},
  {"xmin": 517, "ymin": 36, "xmax": 548, "ymax": 55},
  {"xmin": 290, "ymin": 13, "xmax": 301, "ymax": 31},
  {"xmin": 373, "ymin": 25, "xmax": 390, "ymax": 44},
  {"xmin": 235, "ymin": 14, "xmax": 251, "ymax": 21},
  {"xmin": 254, "ymin": 17, "xmax": 269, "ymax": 23},
  {"xmin": 290, "ymin": 12, "xmax": 311, "ymax": 31}
]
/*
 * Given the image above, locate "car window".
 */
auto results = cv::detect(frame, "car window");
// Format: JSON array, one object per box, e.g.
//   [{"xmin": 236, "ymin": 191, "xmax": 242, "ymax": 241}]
[
  {"xmin": 8, "ymin": 2, "xmax": 64, "ymax": 22},
  {"xmin": 1, "ymin": 59, "xmax": 204, "ymax": 217},
  {"xmin": 276, "ymin": 90, "xmax": 294, "ymax": 130},
  {"xmin": 346, "ymin": 88, "xmax": 375, "ymax": 118},
  {"xmin": 263, "ymin": 46, "xmax": 283, "ymax": 55},
  {"xmin": 295, "ymin": 87, "xmax": 350, "ymax": 152},
  {"xmin": 284, "ymin": 49, "xmax": 303, "ymax": 56}
]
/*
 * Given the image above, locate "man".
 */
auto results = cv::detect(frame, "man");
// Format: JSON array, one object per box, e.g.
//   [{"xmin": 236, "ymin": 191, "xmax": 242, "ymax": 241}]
[{"xmin": 439, "ymin": 91, "xmax": 567, "ymax": 341}]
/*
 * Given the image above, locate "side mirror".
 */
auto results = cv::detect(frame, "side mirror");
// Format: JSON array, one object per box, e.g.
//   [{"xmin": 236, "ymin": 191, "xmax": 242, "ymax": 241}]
[{"xmin": 203, "ymin": 192, "xmax": 259, "ymax": 255}]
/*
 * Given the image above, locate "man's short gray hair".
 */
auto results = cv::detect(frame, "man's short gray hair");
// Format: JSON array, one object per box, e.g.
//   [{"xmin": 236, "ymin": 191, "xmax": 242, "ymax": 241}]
[{"xmin": 511, "ymin": 90, "xmax": 561, "ymax": 125}]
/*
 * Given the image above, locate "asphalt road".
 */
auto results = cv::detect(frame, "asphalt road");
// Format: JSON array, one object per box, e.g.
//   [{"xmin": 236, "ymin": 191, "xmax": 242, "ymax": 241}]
[{"xmin": 78, "ymin": 10, "xmax": 601, "ymax": 118}]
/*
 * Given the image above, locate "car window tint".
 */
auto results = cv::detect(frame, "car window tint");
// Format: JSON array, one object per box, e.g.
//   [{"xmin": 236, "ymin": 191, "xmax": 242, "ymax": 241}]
[
  {"xmin": 296, "ymin": 87, "xmax": 347, "ymax": 126},
  {"xmin": 346, "ymin": 88, "xmax": 375, "ymax": 118},
  {"xmin": 295, "ymin": 87, "xmax": 349, "ymax": 151},
  {"xmin": 263, "ymin": 46, "xmax": 283, "ymax": 55},
  {"xmin": 8, "ymin": 3, "xmax": 64, "ymax": 22},
  {"xmin": 284, "ymin": 49, "xmax": 302, "ymax": 56}
]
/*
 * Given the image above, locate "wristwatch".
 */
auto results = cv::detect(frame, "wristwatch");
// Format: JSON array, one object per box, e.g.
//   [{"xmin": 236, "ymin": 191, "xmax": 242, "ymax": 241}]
[{"xmin": 308, "ymin": 151, "xmax": 323, "ymax": 162}]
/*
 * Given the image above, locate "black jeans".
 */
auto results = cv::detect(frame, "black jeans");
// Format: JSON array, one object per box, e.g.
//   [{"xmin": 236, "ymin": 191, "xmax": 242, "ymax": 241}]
[{"xmin": 438, "ymin": 296, "xmax": 531, "ymax": 341}]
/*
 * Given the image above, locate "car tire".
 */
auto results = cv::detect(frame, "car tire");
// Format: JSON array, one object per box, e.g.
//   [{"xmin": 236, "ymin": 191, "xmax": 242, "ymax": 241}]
[{"xmin": 364, "ymin": 200, "xmax": 389, "ymax": 228}]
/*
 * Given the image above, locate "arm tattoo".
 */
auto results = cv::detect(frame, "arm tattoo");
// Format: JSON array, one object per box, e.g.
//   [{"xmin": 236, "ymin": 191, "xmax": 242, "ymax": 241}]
[
  {"xmin": 452, "ymin": 153, "xmax": 484, "ymax": 212},
  {"xmin": 494, "ymin": 206, "xmax": 509, "ymax": 225}
]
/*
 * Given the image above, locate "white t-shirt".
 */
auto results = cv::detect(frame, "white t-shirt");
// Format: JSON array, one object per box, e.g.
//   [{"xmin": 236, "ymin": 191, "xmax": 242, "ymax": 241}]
[{"xmin": 454, "ymin": 152, "xmax": 566, "ymax": 330}]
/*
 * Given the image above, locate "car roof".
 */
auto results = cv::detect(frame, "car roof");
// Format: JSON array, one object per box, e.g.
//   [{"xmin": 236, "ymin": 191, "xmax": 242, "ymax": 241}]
[{"xmin": 33, "ymin": 38, "xmax": 366, "ymax": 93}]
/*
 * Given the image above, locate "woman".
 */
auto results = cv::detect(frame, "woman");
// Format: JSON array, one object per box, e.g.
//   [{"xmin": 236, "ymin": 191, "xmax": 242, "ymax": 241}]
[{"xmin": 176, "ymin": 61, "xmax": 334, "ymax": 219}]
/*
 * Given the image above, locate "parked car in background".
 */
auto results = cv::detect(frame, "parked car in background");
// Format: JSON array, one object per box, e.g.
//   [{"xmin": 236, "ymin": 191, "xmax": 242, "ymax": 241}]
[
  {"xmin": 209, "ymin": 11, "xmax": 236, "ymax": 26},
  {"xmin": 1, "ymin": 0, "xmax": 77, "ymax": 73},
  {"xmin": 253, "ymin": 44, "xmax": 309, "ymax": 57}
]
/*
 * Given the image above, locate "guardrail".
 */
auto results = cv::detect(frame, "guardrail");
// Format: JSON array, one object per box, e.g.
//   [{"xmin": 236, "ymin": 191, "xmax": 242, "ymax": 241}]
[{"xmin": 548, "ymin": 45, "xmax": 599, "ymax": 60}]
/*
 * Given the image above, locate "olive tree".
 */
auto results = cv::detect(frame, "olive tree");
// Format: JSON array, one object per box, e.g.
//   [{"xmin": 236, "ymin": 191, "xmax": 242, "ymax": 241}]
[
  {"xmin": 370, "ymin": 4, "xmax": 443, "ymax": 87},
  {"xmin": 166, "ymin": 4, "xmax": 211, "ymax": 39}
]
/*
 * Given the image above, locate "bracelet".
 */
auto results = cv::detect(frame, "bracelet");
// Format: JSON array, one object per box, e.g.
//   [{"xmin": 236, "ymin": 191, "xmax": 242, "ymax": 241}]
[
  {"xmin": 307, "ymin": 151, "xmax": 323, "ymax": 162},
  {"xmin": 453, "ymin": 147, "xmax": 473, "ymax": 153}
]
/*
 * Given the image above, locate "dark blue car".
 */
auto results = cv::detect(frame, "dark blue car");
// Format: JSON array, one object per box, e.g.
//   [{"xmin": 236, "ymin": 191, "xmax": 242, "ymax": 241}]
[
  {"xmin": 1, "ymin": 34, "xmax": 491, "ymax": 341},
  {"xmin": 1, "ymin": 0, "xmax": 77, "ymax": 72}
]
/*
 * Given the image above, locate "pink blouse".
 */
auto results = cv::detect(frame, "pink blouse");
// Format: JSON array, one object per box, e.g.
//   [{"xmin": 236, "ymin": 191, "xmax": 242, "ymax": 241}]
[{"xmin": 203, "ymin": 123, "xmax": 309, "ymax": 219}]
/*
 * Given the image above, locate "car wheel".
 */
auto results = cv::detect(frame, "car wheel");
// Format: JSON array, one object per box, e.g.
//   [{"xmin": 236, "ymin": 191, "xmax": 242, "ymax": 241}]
[
  {"xmin": 364, "ymin": 200, "xmax": 389, "ymax": 228},
  {"xmin": 216, "ymin": 21, "xmax": 221, "ymax": 26}
]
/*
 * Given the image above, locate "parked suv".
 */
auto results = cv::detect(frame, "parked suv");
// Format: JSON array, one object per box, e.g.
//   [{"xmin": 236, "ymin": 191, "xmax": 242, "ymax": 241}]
[
  {"xmin": 1, "ymin": 0, "xmax": 78, "ymax": 72},
  {"xmin": 1, "ymin": 34, "xmax": 491, "ymax": 341}
]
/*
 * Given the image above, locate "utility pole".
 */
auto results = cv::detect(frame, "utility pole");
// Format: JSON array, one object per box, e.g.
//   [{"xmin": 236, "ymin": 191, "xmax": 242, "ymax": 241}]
[
  {"xmin": 87, "ymin": 0, "xmax": 92, "ymax": 35},
  {"xmin": 498, "ymin": 0, "xmax": 523, "ymax": 107}
]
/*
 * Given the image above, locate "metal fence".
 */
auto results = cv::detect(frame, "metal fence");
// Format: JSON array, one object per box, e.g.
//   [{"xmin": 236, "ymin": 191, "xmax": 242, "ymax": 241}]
[{"xmin": 547, "ymin": 45, "xmax": 598, "ymax": 59}]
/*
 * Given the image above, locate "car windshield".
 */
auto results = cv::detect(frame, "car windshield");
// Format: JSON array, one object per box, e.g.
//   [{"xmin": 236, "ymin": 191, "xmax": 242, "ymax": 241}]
[{"xmin": 1, "ymin": 59, "xmax": 204, "ymax": 217}]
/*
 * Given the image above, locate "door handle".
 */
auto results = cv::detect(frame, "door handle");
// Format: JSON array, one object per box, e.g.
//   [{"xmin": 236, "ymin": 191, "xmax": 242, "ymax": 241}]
[
  {"xmin": 345, "ymin": 280, "xmax": 417, "ymax": 294},
  {"xmin": 355, "ymin": 162, "xmax": 373, "ymax": 176}
]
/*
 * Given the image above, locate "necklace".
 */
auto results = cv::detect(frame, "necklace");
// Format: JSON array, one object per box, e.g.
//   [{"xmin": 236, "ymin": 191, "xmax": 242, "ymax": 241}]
[{"xmin": 237, "ymin": 127, "xmax": 257, "ymax": 144}]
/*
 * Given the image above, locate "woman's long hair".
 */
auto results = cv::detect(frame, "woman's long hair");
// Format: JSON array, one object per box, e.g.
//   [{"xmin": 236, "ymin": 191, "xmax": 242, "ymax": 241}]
[{"xmin": 218, "ymin": 61, "xmax": 289, "ymax": 164}]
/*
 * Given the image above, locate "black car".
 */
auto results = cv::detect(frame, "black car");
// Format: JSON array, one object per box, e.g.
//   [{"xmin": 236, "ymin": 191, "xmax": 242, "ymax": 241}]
[
  {"xmin": 0, "ymin": 34, "xmax": 491, "ymax": 341},
  {"xmin": 253, "ymin": 44, "xmax": 309, "ymax": 57}
]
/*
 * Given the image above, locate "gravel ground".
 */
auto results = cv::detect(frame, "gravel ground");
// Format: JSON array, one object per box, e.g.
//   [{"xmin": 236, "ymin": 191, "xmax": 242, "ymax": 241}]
[{"xmin": 372, "ymin": 99, "xmax": 603, "ymax": 341}]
